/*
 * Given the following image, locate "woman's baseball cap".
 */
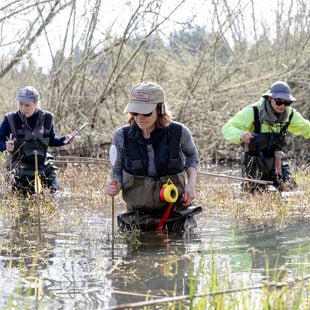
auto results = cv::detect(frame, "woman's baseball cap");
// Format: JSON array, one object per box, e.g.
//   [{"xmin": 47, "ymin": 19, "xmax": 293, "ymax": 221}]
[
  {"xmin": 123, "ymin": 81, "xmax": 165, "ymax": 114},
  {"xmin": 16, "ymin": 86, "xmax": 39, "ymax": 104}
]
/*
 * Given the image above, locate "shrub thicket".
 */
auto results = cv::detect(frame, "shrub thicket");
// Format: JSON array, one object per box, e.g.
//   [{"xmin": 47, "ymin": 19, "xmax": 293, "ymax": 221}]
[{"xmin": 0, "ymin": 0, "xmax": 309, "ymax": 165}]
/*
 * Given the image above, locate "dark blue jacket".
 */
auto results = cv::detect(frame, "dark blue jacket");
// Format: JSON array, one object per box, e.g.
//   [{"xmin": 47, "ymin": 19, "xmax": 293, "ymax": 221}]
[{"xmin": 0, "ymin": 109, "xmax": 65, "ymax": 152}]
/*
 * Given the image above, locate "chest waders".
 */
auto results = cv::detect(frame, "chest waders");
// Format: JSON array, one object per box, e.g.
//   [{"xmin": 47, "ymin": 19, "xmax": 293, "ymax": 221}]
[
  {"xmin": 242, "ymin": 106, "xmax": 294, "ymax": 191},
  {"xmin": 6, "ymin": 111, "xmax": 60, "ymax": 195},
  {"xmin": 117, "ymin": 123, "xmax": 202, "ymax": 232}
]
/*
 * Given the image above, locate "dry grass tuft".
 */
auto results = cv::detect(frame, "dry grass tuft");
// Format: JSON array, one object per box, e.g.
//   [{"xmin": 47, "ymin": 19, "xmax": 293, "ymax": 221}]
[
  {"xmin": 196, "ymin": 169, "xmax": 310, "ymax": 228},
  {"xmin": 1, "ymin": 162, "xmax": 309, "ymax": 231}
]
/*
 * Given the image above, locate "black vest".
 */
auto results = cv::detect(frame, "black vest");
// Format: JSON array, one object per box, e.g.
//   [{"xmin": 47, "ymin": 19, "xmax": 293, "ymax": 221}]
[
  {"xmin": 247, "ymin": 106, "xmax": 294, "ymax": 158},
  {"xmin": 123, "ymin": 122, "xmax": 184, "ymax": 177},
  {"xmin": 6, "ymin": 110, "xmax": 53, "ymax": 167}
]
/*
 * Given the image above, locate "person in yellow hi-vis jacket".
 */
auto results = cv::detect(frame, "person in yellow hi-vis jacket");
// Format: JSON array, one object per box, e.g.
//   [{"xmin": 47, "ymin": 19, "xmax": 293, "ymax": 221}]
[{"xmin": 222, "ymin": 81, "xmax": 310, "ymax": 192}]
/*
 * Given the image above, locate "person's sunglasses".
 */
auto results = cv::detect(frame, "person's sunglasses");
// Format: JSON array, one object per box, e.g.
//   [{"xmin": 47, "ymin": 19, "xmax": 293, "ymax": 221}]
[
  {"xmin": 131, "ymin": 112, "xmax": 153, "ymax": 117},
  {"xmin": 273, "ymin": 99, "xmax": 292, "ymax": 106}
]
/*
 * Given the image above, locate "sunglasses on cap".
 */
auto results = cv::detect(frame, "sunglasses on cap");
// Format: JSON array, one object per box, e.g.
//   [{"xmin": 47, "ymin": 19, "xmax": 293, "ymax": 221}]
[
  {"xmin": 273, "ymin": 98, "xmax": 292, "ymax": 106},
  {"xmin": 131, "ymin": 111, "xmax": 153, "ymax": 117}
]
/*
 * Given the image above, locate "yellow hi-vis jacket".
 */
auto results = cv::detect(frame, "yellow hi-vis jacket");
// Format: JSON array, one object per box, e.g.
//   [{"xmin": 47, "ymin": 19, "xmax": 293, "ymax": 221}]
[{"xmin": 222, "ymin": 97, "xmax": 310, "ymax": 145}]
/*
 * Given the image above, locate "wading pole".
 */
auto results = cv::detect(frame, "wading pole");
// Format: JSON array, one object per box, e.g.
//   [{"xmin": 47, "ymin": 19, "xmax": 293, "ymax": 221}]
[
  {"xmin": 6, "ymin": 134, "xmax": 15, "ymax": 190},
  {"xmin": 8, "ymin": 134, "xmax": 12, "ymax": 171},
  {"xmin": 109, "ymin": 145, "xmax": 117, "ymax": 240},
  {"xmin": 197, "ymin": 171, "xmax": 273, "ymax": 185},
  {"xmin": 34, "ymin": 150, "xmax": 42, "ymax": 241}
]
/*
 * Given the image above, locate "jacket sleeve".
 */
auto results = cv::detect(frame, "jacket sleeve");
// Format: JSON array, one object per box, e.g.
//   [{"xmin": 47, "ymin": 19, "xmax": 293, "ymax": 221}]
[
  {"xmin": 288, "ymin": 109, "xmax": 310, "ymax": 139},
  {"xmin": 180, "ymin": 124, "xmax": 199, "ymax": 170},
  {"xmin": 222, "ymin": 105, "xmax": 255, "ymax": 144},
  {"xmin": 48, "ymin": 125, "xmax": 66, "ymax": 147},
  {"xmin": 0, "ymin": 116, "xmax": 11, "ymax": 152}
]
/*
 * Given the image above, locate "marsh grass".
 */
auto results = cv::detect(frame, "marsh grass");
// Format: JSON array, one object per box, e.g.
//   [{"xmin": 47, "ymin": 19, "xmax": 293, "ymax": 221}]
[
  {"xmin": 2, "ymin": 159, "xmax": 308, "ymax": 230},
  {"xmin": 124, "ymin": 245, "xmax": 309, "ymax": 309},
  {"xmin": 196, "ymin": 168, "xmax": 310, "ymax": 229},
  {"xmin": 113, "ymin": 253, "xmax": 310, "ymax": 309},
  {"xmin": 1, "ymin": 162, "xmax": 310, "ymax": 309},
  {"xmin": 1, "ymin": 162, "xmax": 309, "ymax": 252}
]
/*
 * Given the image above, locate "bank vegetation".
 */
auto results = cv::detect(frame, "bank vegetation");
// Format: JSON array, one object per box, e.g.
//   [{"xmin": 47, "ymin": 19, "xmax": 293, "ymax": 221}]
[{"xmin": 0, "ymin": 0, "xmax": 309, "ymax": 166}]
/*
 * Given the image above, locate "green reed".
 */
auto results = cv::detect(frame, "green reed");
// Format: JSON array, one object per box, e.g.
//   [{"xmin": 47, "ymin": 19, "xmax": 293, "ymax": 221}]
[{"xmin": 187, "ymin": 248, "xmax": 310, "ymax": 309}]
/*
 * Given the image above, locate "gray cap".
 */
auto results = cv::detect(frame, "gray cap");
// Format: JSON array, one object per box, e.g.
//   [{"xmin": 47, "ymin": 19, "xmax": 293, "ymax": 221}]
[
  {"xmin": 16, "ymin": 86, "xmax": 39, "ymax": 104},
  {"xmin": 264, "ymin": 81, "xmax": 296, "ymax": 101},
  {"xmin": 123, "ymin": 81, "xmax": 165, "ymax": 114}
]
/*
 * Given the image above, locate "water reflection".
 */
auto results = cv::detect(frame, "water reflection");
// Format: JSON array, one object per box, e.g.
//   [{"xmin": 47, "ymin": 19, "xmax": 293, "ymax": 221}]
[
  {"xmin": 0, "ymin": 201, "xmax": 309, "ymax": 309},
  {"xmin": 194, "ymin": 217, "xmax": 310, "ymax": 284},
  {"xmin": 108, "ymin": 231, "xmax": 193, "ymax": 308}
]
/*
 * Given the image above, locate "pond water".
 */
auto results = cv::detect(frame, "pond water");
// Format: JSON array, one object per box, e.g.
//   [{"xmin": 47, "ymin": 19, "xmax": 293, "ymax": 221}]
[{"xmin": 0, "ymin": 187, "xmax": 310, "ymax": 309}]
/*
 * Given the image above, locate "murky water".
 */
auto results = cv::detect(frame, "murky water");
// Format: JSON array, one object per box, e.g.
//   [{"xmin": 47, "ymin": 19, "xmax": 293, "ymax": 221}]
[{"xmin": 0, "ymin": 191, "xmax": 309, "ymax": 309}]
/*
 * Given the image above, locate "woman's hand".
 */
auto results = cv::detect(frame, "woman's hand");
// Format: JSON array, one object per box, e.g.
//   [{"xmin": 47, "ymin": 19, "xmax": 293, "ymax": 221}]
[
  {"xmin": 182, "ymin": 181, "xmax": 196, "ymax": 207},
  {"xmin": 182, "ymin": 167, "xmax": 197, "ymax": 207},
  {"xmin": 106, "ymin": 178, "xmax": 122, "ymax": 196},
  {"xmin": 5, "ymin": 138, "xmax": 15, "ymax": 153},
  {"xmin": 64, "ymin": 131, "xmax": 77, "ymax": 144},
  {"xmin": 240, "ymin": 132, "xmax": 253, "ymax": 144}
]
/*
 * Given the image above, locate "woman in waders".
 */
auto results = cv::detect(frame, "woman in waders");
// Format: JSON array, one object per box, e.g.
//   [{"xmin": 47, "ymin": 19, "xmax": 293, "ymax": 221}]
[
  {"xmin": 106, "ymin": 81, "xmax": 201, "ymax": 233},
  {"xmin": 0, "ymin": 86, "xmax": 74, "ymax": 196}
]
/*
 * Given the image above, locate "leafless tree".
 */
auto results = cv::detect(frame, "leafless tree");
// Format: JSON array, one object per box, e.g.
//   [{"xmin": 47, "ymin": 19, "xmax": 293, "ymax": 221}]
[{"xmin": 0, "ymin": 0, "xmax": 309, "ymax": 161}]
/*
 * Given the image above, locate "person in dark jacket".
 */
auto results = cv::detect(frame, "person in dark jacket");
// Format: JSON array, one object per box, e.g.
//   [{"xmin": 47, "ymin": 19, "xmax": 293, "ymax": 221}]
[
  {"xmin": 0, "ymin": 86, "xmax": 73, "ymax": 195},
  {"xmin": 222, "ymin": 81, "xmax": 310, "ymax": 192},
  {"xmin": 106, "ymin": 81, "xmax": 201, "ymax": 233}
]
